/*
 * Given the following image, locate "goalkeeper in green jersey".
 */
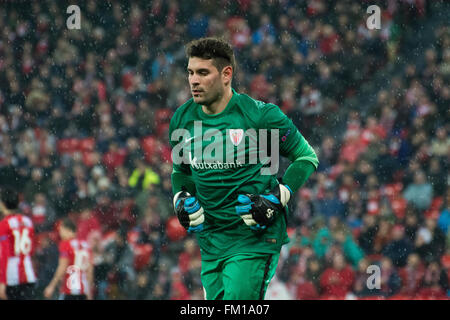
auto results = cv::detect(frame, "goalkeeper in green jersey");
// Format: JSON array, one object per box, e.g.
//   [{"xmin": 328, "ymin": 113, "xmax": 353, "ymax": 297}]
[{"xmin": 169, "ymin": 37, "xmax": 319, "ymax": 300}]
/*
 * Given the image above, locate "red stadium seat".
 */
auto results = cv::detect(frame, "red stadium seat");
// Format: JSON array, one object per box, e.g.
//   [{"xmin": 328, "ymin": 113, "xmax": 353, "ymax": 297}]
[
  {"xmin": 358, "ymin": 296, "xmax": 385, "ymax": 300},
  {"xmin": 154, "ymin": 108, "xmax": 173, "ymax": 124},
  {"xmin": 367, "ymin": 254, "xmax": 383, "ymax": 263},
  {"xmin": 82, "ymin": 151, "xmax": 96, "ymax": 167},
  {"xmin": 352, "ymin": 228, "xmax": 361, "ymax": 239},
  {"xmin": 141, "ymin": 135, "xmax": 157, "ymax": 162},
  {"xmin": 286, "ymin": 227, "xmax": 295, "ymax": 239},
  {"xmin": 441, "ymin": 254, "xmax": 450, "ymax": 269},
  {"xmin": 121, "ymin": 72, "xmax": 134, "ymax": 91},
  {"xmin": 156, "ymin": 122, "xmax": 170, "ymax": 138},
  {"xmin": 101, "ymin": 231, "xmax": 117, "ymax": 247},
  {"xmin": 320, "ymin": 295, "xmax": 345, "ymax": 300},
  {"xmin": 367, "ymin": 196, "xmax": 380, "ymax": 215},
  {"xmin": 390, "ymin": 196, "xmax": 407, "ymax": 219},
  {"xmin": 382, "ymin": 182, "xmax": 404, "ymax": 201},
  {"xmin": 388, "ymin": 294, "xmax": 410, "ymax": 300},
  {"xmin": 57, "ymin": 138, "xmax": 79, "ymax": 154},
  {"xmin": 166, "ymin": 216, "xmax": 187, "ymax": 242},
  {"xmin": 296, "ymin": 282, "xmax": 319, "ymax": 300},
  {"xmin": 134, "ymin": 244, "xmax": 153, "ymax": 271},
  {"xmin": 127, "ymin": 229, "xmax": 140, "ymax": 247},
  {"xmin": 424, "ymin": 197, "xmax": 443, "ymax": 219},
  {"xmin": 79, "ymin": 137, "xmax": 95, "ymax": 152}
]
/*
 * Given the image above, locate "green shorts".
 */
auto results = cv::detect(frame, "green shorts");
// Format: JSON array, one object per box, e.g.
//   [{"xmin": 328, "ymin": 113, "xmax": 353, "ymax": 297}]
[{"xmin": 201, "ymin": 252, "xmax": 280, "ymax": 300}]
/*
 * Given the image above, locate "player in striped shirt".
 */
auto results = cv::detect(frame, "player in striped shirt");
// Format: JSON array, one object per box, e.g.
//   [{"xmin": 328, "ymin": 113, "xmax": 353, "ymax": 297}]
[
  {"xmin": 44, "ymin": 218, "xmax": 93, "ymax": 300},
  {"xmin": 0, "ymin": 188, "xmax": 37, "ymax": 300}
]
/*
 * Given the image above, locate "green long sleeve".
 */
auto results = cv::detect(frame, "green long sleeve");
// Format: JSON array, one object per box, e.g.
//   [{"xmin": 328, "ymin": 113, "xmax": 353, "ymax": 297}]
[{"xmin": 282, "ymin": 140, "xmax": 318, "ymax": 193}]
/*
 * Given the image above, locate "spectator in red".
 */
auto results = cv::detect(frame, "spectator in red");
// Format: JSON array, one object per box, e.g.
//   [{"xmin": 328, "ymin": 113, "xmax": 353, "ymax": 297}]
[
  {"xmin": 319, "ymin": 24, "xmax": 340, "ymax": 56},
  {"xmin": 296, "ymin": 257, "xmax": 321, "ymax": 300},
  {"xmin": 76, "ymin": 200, "xmax": 101, "ymax": 246},
  {"xmin": 339, "ymin": 133, "xmax": 366, "ymax": 165},
  {"xmin": 319, "ymin": 253, "xmax": 354, "ymax": 299},
  {"xmin": 177, "ymin": 238, "xmax": 202, "ymax": 296},
  {"xmin": 398, "ymin": 253, "xmax": 425, "ymax": 297},
  {"xmin": 178, "ymin": 238, "xmax": 201, "ymax": 275},
  {"xmin": 416, "ymin": 261, "xmax": 449, "ymax": 299},
  {"xmin": 360, "ymin": 116, "xmax": 387, "ymax": 148},
  {"xmin": 249, "ymin": 74, "xmax": 271, "ymax": 101},
  {"xmin": 102, "ymin": 142, "xmax": 127, "ymax": 174},
  {"xmin": 93, "ymin": 193, "xmax": 120, "ymax": 233},
  {"xmin": 170, "ymin": 268, "xmax": 190, "ymax": 300}
]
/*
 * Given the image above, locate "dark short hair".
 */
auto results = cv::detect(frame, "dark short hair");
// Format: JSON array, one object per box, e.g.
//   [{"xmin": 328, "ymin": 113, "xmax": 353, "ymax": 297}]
[
  {"xmin": 185, "ymin": 37, "xmax": 236, "ymax": 73},
  {"xmin": 1, "ymin": 187, "xmax": 19, "ymax": 210},
  {"xmin": 61, "ymin": 218, "xmax": 77, "ymax": 233}
]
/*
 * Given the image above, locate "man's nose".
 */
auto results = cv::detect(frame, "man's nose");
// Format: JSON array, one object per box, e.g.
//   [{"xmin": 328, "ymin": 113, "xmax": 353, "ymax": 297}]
[{"xmin": 190, "ymin": 74, "xmax": 200, "ymax": 85}]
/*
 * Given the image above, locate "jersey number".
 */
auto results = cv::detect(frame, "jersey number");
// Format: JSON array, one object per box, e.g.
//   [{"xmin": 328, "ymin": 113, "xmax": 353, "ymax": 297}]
[
  {"xmin": 12, "ymin": 229, "xmax": 32, "ymax": 255},
  {"xmin": 66, "ymin": 250, "xmax": 89, "ymax": 291}
]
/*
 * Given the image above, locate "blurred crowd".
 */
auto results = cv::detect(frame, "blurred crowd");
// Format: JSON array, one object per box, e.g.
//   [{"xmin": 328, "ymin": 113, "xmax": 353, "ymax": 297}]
[{"xmin": 0, "ymin": 0, "xmax": 448, "ymax": 299}]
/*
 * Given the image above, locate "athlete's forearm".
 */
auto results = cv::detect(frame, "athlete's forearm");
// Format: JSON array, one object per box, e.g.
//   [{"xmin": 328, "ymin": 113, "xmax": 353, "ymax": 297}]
[
  {"xmin": 48, "ymin": 258, "xmax": 69, "ymax": 289},
  {"xmin": 0, "ymin": 242, "xmax": 7, "ymax": 284},
  {"xmin": 282, "ymin": 140, "xmax": 318, "ymax": 193},
  {"xmin": 282, "ymin": 159, "xmax": 316, "ymax": 194}
]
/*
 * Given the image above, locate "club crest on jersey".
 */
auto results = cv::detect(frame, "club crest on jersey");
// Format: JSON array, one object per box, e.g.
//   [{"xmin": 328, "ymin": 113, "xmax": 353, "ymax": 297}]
[{"xmin": 229, "ymin": 129, "xmax": 244, "ymax": 146}]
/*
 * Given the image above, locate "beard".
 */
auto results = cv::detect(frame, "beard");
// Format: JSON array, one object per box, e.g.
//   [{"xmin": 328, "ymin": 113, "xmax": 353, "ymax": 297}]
[{"xmin": 192, "ymin": 86, "xmax": 222, "ymax": 107}]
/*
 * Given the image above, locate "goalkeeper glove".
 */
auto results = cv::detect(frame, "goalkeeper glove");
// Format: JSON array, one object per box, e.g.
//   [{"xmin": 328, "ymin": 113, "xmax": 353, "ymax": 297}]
[
  {"xmin": 235, "ymin": 184, "xmax": 292, "ymax": 231},
  {"xmin": 173, "ymin": 189, "xmax": 205, "ymax": 233}
]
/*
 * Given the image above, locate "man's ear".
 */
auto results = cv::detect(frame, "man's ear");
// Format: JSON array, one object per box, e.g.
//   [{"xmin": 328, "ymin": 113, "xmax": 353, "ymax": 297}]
[{"xmin": 222, "ymin": 65, "xmax": 233, "ymax": 85}]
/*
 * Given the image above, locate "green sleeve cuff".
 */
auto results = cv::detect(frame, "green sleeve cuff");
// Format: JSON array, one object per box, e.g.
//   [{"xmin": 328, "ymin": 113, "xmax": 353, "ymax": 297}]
[{"xmin": 282, "ymin": 160, "xmax": 316, "ymax": 194}]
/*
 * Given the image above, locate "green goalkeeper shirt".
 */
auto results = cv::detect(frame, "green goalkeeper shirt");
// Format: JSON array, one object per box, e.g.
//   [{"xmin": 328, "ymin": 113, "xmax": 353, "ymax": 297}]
[{"xmin": 169, "ymin": 89, "xmax": 318, "ymax": 260}]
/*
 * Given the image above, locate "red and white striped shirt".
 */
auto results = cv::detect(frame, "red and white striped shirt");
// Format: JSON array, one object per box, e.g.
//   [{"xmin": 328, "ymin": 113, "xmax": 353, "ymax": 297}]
[
  {"xmin": 0, "ymin": 214, "xmax": 37, "ymax": 286},
  {"xmin": 59, "ymin": 238, "xmax": 91, "ymax": 296}
]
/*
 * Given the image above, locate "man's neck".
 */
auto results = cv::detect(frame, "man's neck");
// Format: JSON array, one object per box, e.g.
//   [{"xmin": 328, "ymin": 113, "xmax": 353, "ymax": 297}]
[
  {"xmin": 202, "ymin": 87, "xmax": 233, "ymax": 115},
  {"xmin": 64, "ymin": 235, "xmax": 75, "ymax": 241},
  {"xmin": 3, "ymin": 210, "xmax": 14, "ymax": 217}
]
